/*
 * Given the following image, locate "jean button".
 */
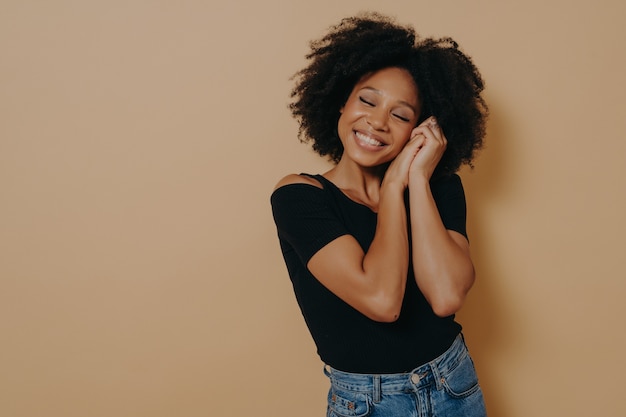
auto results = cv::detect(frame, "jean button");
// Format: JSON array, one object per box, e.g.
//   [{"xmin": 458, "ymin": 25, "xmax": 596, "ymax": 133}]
[{"xmin": 411, "ymin": 374, "xmax": 420, "ymax": 384}]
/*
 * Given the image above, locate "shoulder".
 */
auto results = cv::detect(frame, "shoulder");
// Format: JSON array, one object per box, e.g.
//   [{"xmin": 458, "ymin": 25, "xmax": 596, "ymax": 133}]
[
  {"xmin": 430, "ymin": 173, "xmax": 466, "ymax": 207},
  {"xmin": 431, "ymin": 173, "xmax": 462, "ymax": 186},
  {"xmin": 273, "ymin": 173, "xmax": 323, "ymax": 191},
  {"xmin": 431, "ymin": 173, "xmax": 463, "ymax": 193},
  {"xmin": 271, "ymin": 173, "xmax": 331, "ymax": 222}
]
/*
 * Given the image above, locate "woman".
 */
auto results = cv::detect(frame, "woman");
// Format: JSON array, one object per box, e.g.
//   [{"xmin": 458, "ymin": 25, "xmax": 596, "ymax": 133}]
[{"xmin": 271, "ymin": 12, "xmax": 488, "ymax": 416}]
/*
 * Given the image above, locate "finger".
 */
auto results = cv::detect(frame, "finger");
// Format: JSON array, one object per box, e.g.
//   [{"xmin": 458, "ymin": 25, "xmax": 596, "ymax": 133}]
[
  {"xmin": 413, "ymin": 125, "xmax": 440, "ymax": 147},
  {"xmin": 407, "ymin": 133, "xmax": 426, "ymax": 152},
  {"xmin": 414, "ymin": 118, "xmax": 447, "ymax": 148},
  {"xmin": 413, "ymin": 118, "xmax": 437, "ymax": 136},
  {"xmin": 409, "ymin": 125, "xmax": 428, "ymax": 142},
  {"xmin": 417, "ymin": 117, "xmax": 435, "ymax": 128},
  {"xmin": 427, "ymin": 117, "xmax": 447, "ymax": 146}
]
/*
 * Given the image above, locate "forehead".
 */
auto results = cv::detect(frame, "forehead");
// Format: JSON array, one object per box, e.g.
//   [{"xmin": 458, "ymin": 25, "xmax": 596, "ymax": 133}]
[{"xmin": 354, "ymin": 67, "xmax": 419, "ymax": 103}]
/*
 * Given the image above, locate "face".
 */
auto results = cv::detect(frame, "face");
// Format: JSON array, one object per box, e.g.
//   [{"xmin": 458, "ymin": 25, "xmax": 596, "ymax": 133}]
[{"xmin": 337, "ymin": 67, "xmax": 420, "ymax": 168}]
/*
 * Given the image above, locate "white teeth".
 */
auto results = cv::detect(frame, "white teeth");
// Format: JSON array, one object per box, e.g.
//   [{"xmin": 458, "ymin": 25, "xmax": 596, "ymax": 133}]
[{"xmin": 355, "ymin": 132, "xmax": 383, "ymax": 146}]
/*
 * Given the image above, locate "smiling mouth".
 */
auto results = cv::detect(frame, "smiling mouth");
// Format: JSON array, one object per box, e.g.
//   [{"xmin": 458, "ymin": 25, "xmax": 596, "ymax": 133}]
[{"xmin": 355, "ymin": 131, "xmax": 384, "ymax": 147}]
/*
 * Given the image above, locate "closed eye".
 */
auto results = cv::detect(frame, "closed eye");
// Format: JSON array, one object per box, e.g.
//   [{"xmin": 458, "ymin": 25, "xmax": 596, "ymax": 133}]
[
  {"xmin": 359, "ymin": 96, "xmax": 374, "ymax": 106},
  {"xmin": 393, "ymin": 114, "xmax": 411, "ymax": 122}
]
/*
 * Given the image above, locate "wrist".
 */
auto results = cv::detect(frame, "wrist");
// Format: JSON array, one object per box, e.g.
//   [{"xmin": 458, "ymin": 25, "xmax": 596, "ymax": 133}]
[
  {"xmin": 408, "ymin": 173, "xmax": 431, "ymax": 189},
  {"xmin": 381, "ymin": 175, "xmax": 407, "ymax": 192}
]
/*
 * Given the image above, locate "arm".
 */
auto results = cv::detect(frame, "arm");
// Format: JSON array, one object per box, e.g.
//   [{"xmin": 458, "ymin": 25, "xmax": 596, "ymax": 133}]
[
  {"xmin": 302, "ymin": 136, "xmax": 424, "ymax": 322},
  {"xmin": 407, "ymin": 118, "xmax": 475, "ymax": 317},
  {"xmin": 306, "ymin": 181, "xmax": 407, "ymax": 322}
]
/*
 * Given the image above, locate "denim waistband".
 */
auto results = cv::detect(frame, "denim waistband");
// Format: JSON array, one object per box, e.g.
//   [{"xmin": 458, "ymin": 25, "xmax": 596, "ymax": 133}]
[{"xmin": 324, "ymin": 334, "xmax": 468, "ymax": 400}]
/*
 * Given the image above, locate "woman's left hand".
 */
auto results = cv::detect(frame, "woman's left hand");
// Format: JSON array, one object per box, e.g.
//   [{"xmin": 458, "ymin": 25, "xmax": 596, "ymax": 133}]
[{"xmin": 408, "ymin": 117, "xmax": 447, "ymax": 181}]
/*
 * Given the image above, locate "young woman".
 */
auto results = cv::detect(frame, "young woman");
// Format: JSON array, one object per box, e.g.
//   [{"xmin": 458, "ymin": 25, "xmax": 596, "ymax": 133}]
[{"xmin": 271, "ymin": 12, "xmax": 489, "ymax": 416}]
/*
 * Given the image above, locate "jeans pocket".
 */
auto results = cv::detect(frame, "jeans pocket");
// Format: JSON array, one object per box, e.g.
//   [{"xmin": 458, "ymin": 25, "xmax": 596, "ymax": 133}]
[
  {"xmin": 327, "ymin": 388, "xmax": 372, "ymax": 417},
  {"xmin": 440, "ymin": 353, "xmax": 481, "ymax": 399}
]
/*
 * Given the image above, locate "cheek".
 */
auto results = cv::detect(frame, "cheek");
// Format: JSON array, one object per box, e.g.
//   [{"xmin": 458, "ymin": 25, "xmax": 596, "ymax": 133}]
[
  {"xmin": 397, "ymin": 127, "xmax": 415, "ymax": 145},
  {"xmin": 386, "ymin": 128, "xmax": 415, "ymax": 157},
  {"xmin": 337, "ymin": 103, "xmax": 362, "ymax": 134},
  {"xmin": 336, "ymin": 113, "xmax": 352, "ymax": 143}
]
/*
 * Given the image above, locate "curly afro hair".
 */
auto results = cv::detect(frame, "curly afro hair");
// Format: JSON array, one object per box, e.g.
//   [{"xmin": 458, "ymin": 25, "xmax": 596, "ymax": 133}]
[{"xmin": 289, "ymin": 12, "xmax": 488, "ymax": 176}]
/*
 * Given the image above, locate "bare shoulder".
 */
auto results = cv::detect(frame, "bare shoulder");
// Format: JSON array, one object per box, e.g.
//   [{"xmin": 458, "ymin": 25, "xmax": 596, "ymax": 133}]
[{"xmin": 273, "ymin": 173, "xmax": 323, "ymax": 191}]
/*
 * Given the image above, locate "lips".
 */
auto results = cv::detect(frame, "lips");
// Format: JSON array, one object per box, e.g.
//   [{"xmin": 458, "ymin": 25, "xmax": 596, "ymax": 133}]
[{"xmin": 355, "ymin": 131, "xmax": 385, "ymax": 147}]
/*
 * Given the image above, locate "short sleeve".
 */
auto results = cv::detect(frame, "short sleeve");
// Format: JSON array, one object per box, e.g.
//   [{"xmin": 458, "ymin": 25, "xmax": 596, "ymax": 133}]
[
  {"xmin": 430, "ymin": 174, "xmax": 468, "ymax": 239},
  {"xmin": 271, "ymin": 184, "xmax": 349, "ymax": 265}
]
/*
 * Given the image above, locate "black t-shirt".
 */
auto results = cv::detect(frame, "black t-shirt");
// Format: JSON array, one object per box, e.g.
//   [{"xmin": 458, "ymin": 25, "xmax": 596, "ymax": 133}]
[{"xmin": 270, "ymin": 173, "xmax": 467, "ymax": 373}]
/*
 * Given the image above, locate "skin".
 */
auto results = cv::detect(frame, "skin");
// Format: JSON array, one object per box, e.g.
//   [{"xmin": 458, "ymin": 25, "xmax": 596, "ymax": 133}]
[{"xmin": 275, "ymin": 67, "xmax": 475, "ymax": 322}]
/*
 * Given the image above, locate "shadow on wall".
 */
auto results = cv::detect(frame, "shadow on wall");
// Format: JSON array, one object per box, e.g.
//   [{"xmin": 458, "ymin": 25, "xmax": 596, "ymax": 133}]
[{"xmin": 457, "ymin": 97, "xmax": 513, "ymax": 417}]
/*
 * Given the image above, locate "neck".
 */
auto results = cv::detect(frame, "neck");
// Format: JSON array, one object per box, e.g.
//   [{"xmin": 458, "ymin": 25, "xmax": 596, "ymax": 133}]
[{"xmin": 323, "ymin": 159, "xmax": 388, "ymax": 210}]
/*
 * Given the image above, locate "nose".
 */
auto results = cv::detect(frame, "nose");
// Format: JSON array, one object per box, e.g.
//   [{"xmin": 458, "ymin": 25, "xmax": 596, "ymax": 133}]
[{"xmin": 366, "ymin": 109, "xmax": 388, "ymax": 131}]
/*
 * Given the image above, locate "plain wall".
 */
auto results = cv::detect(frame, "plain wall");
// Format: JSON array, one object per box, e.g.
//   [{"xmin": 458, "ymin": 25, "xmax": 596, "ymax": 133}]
[{"xmin": 1, "ymin": 1, "xmax": 625, "ymax": 416}]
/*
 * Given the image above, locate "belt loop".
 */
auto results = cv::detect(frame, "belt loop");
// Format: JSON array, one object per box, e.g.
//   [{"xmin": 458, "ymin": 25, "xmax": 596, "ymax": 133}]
[
  {"xmin": 372, "ymin": 375, "xmax": 381, "ymax": 403},
  {"xmin": 430, "ymin": 360, "xmax": 443, "ymax": 391}
]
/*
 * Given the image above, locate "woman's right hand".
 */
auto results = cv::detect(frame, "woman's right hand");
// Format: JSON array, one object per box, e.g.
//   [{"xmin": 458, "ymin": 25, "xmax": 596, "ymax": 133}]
[
  {"xmin": 383, "ymin": 119, "xmax": 430, "ymax": 188},
  {"xmin": 408, "ymin": 117, "xmax": 447, "ymax": 181}
]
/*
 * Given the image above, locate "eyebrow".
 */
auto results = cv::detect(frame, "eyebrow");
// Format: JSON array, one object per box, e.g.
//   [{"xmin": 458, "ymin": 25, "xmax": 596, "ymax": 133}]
[{"xmin": 360, "ymin": 87, "xmax": 418, "ymax": 113}]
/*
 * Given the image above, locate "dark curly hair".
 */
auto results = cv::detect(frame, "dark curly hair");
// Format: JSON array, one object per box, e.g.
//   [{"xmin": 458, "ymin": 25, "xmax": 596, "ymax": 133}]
[{"xmin": 289, "ymin": 12, "xmax": 488, "ymax": 176}]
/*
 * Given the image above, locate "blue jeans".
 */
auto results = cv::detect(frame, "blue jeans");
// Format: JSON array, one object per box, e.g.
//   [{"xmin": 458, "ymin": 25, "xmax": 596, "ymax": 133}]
[{"xmin": 324, "ymin": 334, "xmax": 486, "ymax": 417}]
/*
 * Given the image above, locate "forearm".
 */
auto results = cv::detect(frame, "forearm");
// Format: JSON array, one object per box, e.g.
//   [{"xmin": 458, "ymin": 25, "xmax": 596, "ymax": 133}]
[
  {"xmin": 408, "ymin": 177, "xmax": 475, "ymax": 317},
  {"xmin": 360, "ymin": 181, "xmax": 409, "ymax": 319}
]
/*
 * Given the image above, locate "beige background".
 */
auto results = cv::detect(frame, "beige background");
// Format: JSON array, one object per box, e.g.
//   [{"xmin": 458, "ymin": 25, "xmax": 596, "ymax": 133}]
[{"xmin": 1, "ymin": 1, "xmax": 625, "ymax": 416}]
